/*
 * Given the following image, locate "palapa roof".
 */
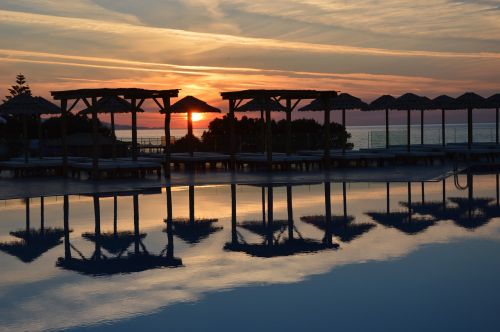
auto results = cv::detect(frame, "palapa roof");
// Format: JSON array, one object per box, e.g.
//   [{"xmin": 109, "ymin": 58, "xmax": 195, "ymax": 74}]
[
  {"xmin": 170, "ymin": 96, "xmax": 221, "ymax": 114},
  {"xmin": 299, "ymin": 93, "xmax": 367, "ymax": 112},
  {"xmin": 364, "ymin": 95, "xmax": 396, "ymax": 111},
  {"xmin": 221, "ymin": 89, "xmax": 337, "ymax": 100},
  {"xmin": 236, "ymin": 97, "xmax": 285, "ymax": 112},
  {"xmin": 0, "ymin": 94, "xmax": 60, "ymax": 116},
  {"xmin": 51, "ymin": 88, "xmax": 179, "ymax": 100},
  {"xmin": 453, "ymin": 92, "xmax": 486, "ymax": 109},
  {"xmin": 79, "ymin": 96, "xmax": 144, "ymax": 115},
  {"xmin": 485, "ymin": 94, "xmax": 500, "ymax": 108},
  {"xmin": 431, "ymin": 95, "xmax": 457, "ymax": 110},
  {"xmin": 391, "ymin": 93, "xmax": 432, "ymax": 111}
]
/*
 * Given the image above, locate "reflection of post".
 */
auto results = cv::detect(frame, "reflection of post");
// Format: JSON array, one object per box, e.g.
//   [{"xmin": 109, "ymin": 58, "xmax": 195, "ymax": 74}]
[
  {"xmin": 133, "ymin": 194, "xmax": 140, "ymax": 255},
  {"xmin": 287, "ymin": 185, "xmax": 294, "ymax": 240},
  {"xmin": 342, "ymin": 182, "xmax": 347, "ymax": 221},
  {"xmin": 25, "ymin": 198, "xmax": 30, "ymax": 234},
  {"xmin": 113, "ymin": 195, "xmax": 118, "ymax": 236},
  {"xmin": 442, "ymin": 178, "xmax": 446, "ymax": 210},
  {"xmin": 386, "ymin": 182, "xmax": 390, "ymax": 214},
  {"xmin": 267, "ymin": 185, "xmax": 273, "ymax": 246},
  {"xmin": 496, "ymin": 173, "xmax": 499, "ymax": 207},
  {"xmin": 189, "ymin": 186, "xmax": 195, "ymax": 226},
  {"xmin": 261, "ymin": 187, "xmax": 266, "ymax": 226},
  {"xmin": 324, "ymin": 182, "xmax": 332, "ymax": 246},
  {"xmin": 166, "ymin": 187, "xmax": 174, "ymax": 259},
  {"xmin": 407, "ymin": 182, "xmax": 412, "ymax": 220},
  {"xmin": 93, "ymin": 195, "xmax": 101, "ymax": 260},
  {"xmin": 231, "ymin": 184, "xmax": 237, "ymax": 244},
  {"xmin": 421, "ymin": 182, "xmax": 425, "ymax": 204},
  {"xmin": 468, "ymin": 173, "xmax": 473, "ymax": 220},
  {"xmin": 40, "ymin": 197, "xmax": 45, "ymax": 232},
  {"xmin": 63, "ymin": 195, "xmax": 70, "ymax": 260}
]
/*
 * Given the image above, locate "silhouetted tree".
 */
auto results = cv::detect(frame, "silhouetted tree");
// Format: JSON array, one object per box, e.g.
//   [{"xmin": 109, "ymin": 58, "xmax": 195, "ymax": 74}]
[
  {"xmin": 3, "ymin": 74, "xmax": 31, "ymax": 102},
  {"xmin": 42, "ymin": 113, "xmax": 111, "ymax": 139}
]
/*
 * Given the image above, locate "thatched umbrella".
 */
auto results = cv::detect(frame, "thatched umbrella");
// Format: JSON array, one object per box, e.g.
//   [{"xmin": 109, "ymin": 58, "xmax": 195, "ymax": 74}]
[
  {"xmin": 364, "ymin": 95, "xmax": 396, "ymax": 149},
  {"xmin": 300, "ymin": 93, "xmax": 366, "ymax": 154},
  {"xmin": 80, "ymin": 96, "xmax": 143, "ymax": 159},
  {"xmin": 170, "ymin": 96, "xmax": 221, "ymax": 157},
  {"xmin": 391, "ymin": 93, "xmax": 432, "ymax": 151},
  {"xmin": 238, "ymin": 97, "xmax": 285, "ymax": 165},
  {"xmin": 0, "ymin": 94, "xmax": 60, "ymax": 162},
  {"xmin": 453, "ymin": 92, "xmax": 486, "ymax": 149},
  {"xmin": 485, "ymin": 94, "xmax": 500, "ymax": 144},
  {"xmin": 431, "ymin": 95, "xmax": 457, "ymax": 146}
]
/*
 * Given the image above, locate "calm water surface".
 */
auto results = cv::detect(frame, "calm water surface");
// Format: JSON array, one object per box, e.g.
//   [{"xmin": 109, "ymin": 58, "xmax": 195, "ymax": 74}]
[{"xmin": 1, "ymin": 174, "xmax": 500, "ymax": 331}]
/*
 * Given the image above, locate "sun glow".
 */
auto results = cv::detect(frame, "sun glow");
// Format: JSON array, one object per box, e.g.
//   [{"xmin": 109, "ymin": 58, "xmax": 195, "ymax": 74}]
[{"xmin": 191, "ymin": 112, "xmax": 204, "ymax": 122}]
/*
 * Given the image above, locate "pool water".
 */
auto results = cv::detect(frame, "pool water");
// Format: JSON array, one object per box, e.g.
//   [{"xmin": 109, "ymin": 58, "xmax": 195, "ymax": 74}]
[{"xmin": 1, "ymin": 174, "xmax": 500, "ymax": 331}]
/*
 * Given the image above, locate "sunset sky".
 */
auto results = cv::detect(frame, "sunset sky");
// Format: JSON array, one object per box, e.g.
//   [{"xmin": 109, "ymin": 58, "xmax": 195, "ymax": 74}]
[{"xmin": 0, "ymin": 0, "xmax": 499, "ymax": 128}]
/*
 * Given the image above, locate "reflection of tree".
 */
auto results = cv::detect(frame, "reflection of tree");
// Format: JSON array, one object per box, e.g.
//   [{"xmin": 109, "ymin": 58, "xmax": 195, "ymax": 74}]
[
  {"xmin": 0, "ymin": 228, "xmax": 67, "ymax": 263},
  {"xmin": 301, "ymin": 215, "xmax": 375, "ymax": 242}
]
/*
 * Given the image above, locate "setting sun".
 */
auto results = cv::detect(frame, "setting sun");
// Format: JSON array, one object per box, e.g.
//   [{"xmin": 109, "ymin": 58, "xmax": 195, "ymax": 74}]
[{"xmin": 191, "ymin": 112, "xmax": 204, "ymax": 122}]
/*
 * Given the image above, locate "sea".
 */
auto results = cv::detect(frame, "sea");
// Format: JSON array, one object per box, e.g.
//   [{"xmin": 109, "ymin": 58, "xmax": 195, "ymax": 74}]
[{"xmin": 116, "ymin": 122, "xmax": 498, "ymax": 149}]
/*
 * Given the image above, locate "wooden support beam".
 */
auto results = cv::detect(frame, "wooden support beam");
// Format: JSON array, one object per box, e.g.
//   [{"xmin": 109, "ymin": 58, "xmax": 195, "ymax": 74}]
[
  {"xmin": 420, "ymin": 109, "xmax": 424, "ymax": 145},
  {"xmin": 468, "ymin": 107, "xmax": 473, "ymax": 150},
  {"xmin": 407, "ymin": 109, "xmax": 411, "ymax": 152},
  {"xmin": 286, "ymin": 98, "xmax": 292, "ymax": 156},
  {"xmin": 38, "ymin": 115, "xmax": 43, "ymax": 159},
  {"xmin": 60, "ymin": 99, "xmax": 68, "ymax": 176},
  {"xmin": 91, "ymin": 96, "xmax": 99, "ymax": 179},
  {"xmin": 385, "ymin": 108, "xmax": 389, "ymax": 149},
  {"xmin": 266, "ymin": 106, "xmax": 273, "ymax": 170},
  {"xmin": 131, "ymin": 98, "xmax": 138, "ymax": 161},
  {"xmin": 229, "ymin": 99, "xmax": 236, "ymax": 168},
  {"xmin": 323, "ymin": 97, "xmax": 331, "ymax": 168},
  {"xmin": 342, "ymin": 108, "xmax": 346, "ymax": 155},
  {"xmin": 187, "ymin": 110, "xmax": 194, "ymax": 157},
  {"xmin": 162, "ymin": 97, "xmax": 171, "ymax": 179},
  {"xmin": 442, "ymin": 109, "xmax": 446, "ymax": 146}
]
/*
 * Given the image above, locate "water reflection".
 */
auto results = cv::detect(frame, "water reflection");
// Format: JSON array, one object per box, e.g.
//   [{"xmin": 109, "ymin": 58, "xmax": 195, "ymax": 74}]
[{"xmin": 56, "ymin": 190, "xmax": 182, "ymax": 276}]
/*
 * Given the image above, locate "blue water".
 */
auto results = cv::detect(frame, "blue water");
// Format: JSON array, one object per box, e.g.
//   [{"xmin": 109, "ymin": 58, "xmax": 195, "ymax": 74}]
[{"xmin": 1, "ymin": 175, "xmax": 500, "ymax": 331}]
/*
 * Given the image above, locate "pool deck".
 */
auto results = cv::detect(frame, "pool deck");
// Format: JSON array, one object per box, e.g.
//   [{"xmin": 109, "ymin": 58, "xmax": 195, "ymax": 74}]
[{"xmin": 0, "ymin": 164, "xmax": 461, "ymax": 200}]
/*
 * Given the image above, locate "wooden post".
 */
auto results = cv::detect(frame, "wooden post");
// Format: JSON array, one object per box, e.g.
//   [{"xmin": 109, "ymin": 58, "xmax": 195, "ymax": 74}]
[
  {"xmin": 323, "ymin": 98, "xmax": 331, "ymax": 168},
  {"xmin": 496, "ymin": 108, "xmax": 499, "ymax": 145},
  {"xmin": 260, "ymin": 110, "xmax": 266, "ymax": 152},
  {"xmin": 420, "ymin": 109, "xmax": 424, "ymax": 145},
  {"xmin": 286, "ymin": 99, "xmax": 292, "ymax": 156},
  {"xmin": 189, "ymin": 185, "xmax": 195, "ymax": 226},
  {"xmin": 91, "ymin": 97, "xmax": 99, "ymax": 179},
  {"xmin": 440, "ymin": 109, "xmax": 445, "ymax": 146},
  {"xmin": 63, "ymin": 195, "xmax": 71, "ymax": 260},
  {"xmin": 60, "ymin": 99, "xmax": 68, "ymax": 176},
  {"xmin": 38, "ymin": 115, "xmax": 43, "ymax": 159},
  {"xmin": 133, "ymin": 194, "xmax": 139, "ymax": 255},
  {"xmin": 407, "ymin": 109, "xmax": 411, "ymax": 152},
  {"xmin": 468, "ymin": 107, "xmax": 473, "ymax": 150},
  {"xmin": 385, "ymin": 108, "xmax": 389, "ymax": 149},
  {"xmin": 131, "ymin": 99, "xmax": 138, "ymax": 161},
  {"xmin": 162, "ymin": 97, "xmax": 171, "ymax": 179},
  {"xmin": 287, "ymin": 185, "xmax": 293, "ymax": 240},
  {"xmin": 342, "ymin": 108, "xmax": 346, "ymax": 155},
  {"xmin": 324, "ymin": 182, "xmax": 332, "ymax": 246},
  {"xmin": 229, "ymin": 99, "xmax": 236, "ymax": 168},
  {"xmin": 266, "ymin": 105, "xmax": 273, "ymax": 171},
  {"xmin": 93, "ymin": 195, "xmax": 101, "ymax": 259},
  {"xmin": 111, "ymin": 112, "xmax": 116, "ymax": 159},
  {"xmin": 187, "ymin": 110, "xmax": 194, "ymax": 157},
  {"xmin": 23, "ymin": 115, "xmax": 28, "ymax": 163}
]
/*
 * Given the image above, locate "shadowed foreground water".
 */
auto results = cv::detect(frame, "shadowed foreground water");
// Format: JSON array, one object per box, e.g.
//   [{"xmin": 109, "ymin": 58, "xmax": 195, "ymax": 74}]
[{"xmin": 1, "ymin": 173, "xmax": 499, "ymax": 331}]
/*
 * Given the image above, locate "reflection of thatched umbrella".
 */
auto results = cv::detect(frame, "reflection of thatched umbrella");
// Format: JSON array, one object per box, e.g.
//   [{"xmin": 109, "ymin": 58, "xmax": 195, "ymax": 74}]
[
  {"xmin": 366, "ymin": 212, "xmax": 435, "ymax": 234},
  {"xmin": 485, "ymin": 94, "xmax": 500, "ymax": 144},
  {"xmin": 238, "ymin": 97, "xmax": 285, "ymax": 160},
  {"xmin": 167, "ymin": 218, "xmax": 222, "ymax": 244},
  {"xmin": 446, "ymin": 197, "xmax": 494, "ymax": 230},
  {"xmin": 301, "ymin": 215, "xmax": 375, "ymax": 242},
  {"xmin": 170, "ymin": 96, "xmax": 221, "ymax": 157},
  {"xmin": 82, "ymin": 231, "xmax": 146, "ymax": 255},
  {"xmin": 453, "ymin": 92, "xmax": 486, "ymax": 149},
  {"xmin": 0, "ymin": 228, "xmax": 66, "ymax": 263},
  {"xmin": 80, "ymin": 96, "xmax": 143, "ymax": 158},
  {"xmin": 223, "ymin": 238, "xmax": 334, "ymax": 258},
  {"xmin": 364, "ymin": 95, "xmax": 396, "ymax": 149},
  {"xmin": 300, "ymin": 93, "xmax": 366, "ymax": 154},
  {"xmin": 391, "ymin": 93, "xmax": 432, "ymax": 151},
  {"xmin": 431, "ymin": 95, "xmax": 457, "ymax": 146},
  {"xmin": 0, "ymin": 94, "xmax": 60, "ymax": 161}
]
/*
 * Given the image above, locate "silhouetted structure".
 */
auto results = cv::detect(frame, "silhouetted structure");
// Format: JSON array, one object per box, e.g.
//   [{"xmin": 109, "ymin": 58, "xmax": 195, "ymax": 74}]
[
  {"xmin": 364, "ymin": 95, "xmax": 396, "ymax": 149},
  {"xmin": 453, "ymin": 92, "xmax": 486, "ymax": 149}
]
